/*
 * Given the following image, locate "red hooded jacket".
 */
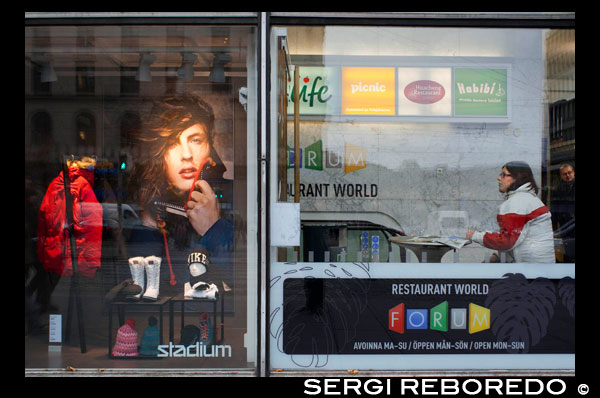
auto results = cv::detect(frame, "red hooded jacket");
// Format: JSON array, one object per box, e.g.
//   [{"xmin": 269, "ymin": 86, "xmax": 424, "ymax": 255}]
[{"xmin": 37, "ymin": 165, "xmax": 103, "ymax": 277}]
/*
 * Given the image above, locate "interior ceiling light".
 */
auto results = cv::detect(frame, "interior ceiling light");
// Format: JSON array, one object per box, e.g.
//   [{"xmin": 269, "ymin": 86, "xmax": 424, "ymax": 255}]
[
  {"xmin": 177, "ymin": 52, "xmax": 197, "ymax": 81},
  {"xmin": 209, "ymin": 53, "xmax": 231, "ymax": 83},
  {"xmin": 136, "ymin": 53, "xmax": 156, "ymax": 82}
]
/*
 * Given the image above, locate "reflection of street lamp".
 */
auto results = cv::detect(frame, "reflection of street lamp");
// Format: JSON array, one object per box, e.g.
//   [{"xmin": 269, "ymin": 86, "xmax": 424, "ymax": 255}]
[
  {"xmin": 136, "ymin": 53, "xmax": 156, "ymax": 82},
  {"xmin": 177, "ymin": 52, "xmax": 197, "ymax": 81},
  {"xmin": 209, "ymin": 53, "xmax": 231, "ymax": 83}
]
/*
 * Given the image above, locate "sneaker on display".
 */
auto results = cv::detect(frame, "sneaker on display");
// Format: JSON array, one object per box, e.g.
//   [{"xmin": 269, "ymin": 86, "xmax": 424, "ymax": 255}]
[{"xmin": 198, "ymin": 312, "xmax": 214, "ymax": 345}]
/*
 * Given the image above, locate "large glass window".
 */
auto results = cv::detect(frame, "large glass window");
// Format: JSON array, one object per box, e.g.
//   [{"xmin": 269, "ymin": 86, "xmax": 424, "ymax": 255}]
[
  {"xmin": 269, "ymin": 25, "xmax": 575, "ymax": 372},
  {"xmin": 25, "ymin": 24, "xmax": 258, "ymax": 372}
]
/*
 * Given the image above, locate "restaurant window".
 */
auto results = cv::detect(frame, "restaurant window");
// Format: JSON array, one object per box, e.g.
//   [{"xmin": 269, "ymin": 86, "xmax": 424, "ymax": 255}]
[
  {"xmin": 269, "ymin": 25, "xmax": 575, "ymax": 372},
  {"xmin": 25, "ymin": 22, "xmax": 259, "ymax": 374}
]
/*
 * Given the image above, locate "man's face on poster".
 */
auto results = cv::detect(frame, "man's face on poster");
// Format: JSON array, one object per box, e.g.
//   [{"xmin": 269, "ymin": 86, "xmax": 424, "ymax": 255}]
[{"xmin": 164, "ymin": 123, "xmax": 211, "ymax": 194}]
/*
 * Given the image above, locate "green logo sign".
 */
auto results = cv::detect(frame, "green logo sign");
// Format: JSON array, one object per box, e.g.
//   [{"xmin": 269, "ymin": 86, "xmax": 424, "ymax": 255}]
[
  {"xmin": 454, "ymin": 68, "xmax": 507, "ymax": 116},
  {"xmin": 287, "ymin": 66, "xmax": 337, "ymax": 115}
]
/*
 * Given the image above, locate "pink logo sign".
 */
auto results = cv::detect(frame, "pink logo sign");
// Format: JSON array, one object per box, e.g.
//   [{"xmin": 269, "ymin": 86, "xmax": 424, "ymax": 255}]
[{"xmin": 404, "ymin": 80, "xmax": 445, "ymax": 104}]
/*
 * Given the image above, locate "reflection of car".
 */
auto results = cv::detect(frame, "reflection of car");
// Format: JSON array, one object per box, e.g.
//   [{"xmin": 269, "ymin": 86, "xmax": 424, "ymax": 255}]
[
  {"xmin": 301, "ymin": 219, "xmax": 405, "ymax": 263},
  {"xmin": 100, "ymin": 203, "xmax": 142, "ymax": 240}
]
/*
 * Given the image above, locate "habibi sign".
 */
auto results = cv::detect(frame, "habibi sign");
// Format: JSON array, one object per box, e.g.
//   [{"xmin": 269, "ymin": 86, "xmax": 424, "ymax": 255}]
[{"xmin": 454, "ymin": 68, "xmax": 508, "ymax": 116}]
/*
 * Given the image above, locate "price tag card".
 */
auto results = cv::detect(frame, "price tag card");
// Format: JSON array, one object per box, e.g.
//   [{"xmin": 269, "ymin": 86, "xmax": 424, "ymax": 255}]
[{"xmin": 49, "ymin": 314, "xmax": 62, "ymax": 343}]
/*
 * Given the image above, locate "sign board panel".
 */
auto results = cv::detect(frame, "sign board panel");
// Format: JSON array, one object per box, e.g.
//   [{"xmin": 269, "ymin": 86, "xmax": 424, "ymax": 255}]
[
  {"xmin": 397, "ymin": 68, "xmax": 452, "ymax": 116},
  {"xmin": 281, "ymin": 276, "xmax": 574, "ymax": 355},
  {"xmin": 270, "ymin": 262, "xmax": 574, "ymax": 370},
  {"xmin": 285, "ymin": 62, "xmax": 510, "ymax": 121},
  {"xmin": 287, "ymin": 66, "xmax": 338, "ymax": 115},
  {"xmin": 270, "ymin": 202, "xmax": 301, "ymax": 247},
  {"xmin": 454, "ymin": 68, "xmax": 508, "ymax": 116},
  {"xmin": 341, "ymin": 67, "xmax": 396, "ymax": 115}
]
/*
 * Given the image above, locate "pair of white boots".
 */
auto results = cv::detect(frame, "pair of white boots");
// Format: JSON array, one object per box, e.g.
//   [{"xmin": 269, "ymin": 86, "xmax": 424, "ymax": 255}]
[{"xmin": 127, "ymin": 256, "xmax": 161, "ymax": 301}]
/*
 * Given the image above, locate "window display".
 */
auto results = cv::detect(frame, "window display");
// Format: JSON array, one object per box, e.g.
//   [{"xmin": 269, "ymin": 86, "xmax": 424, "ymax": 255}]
[{"xmin": 25, "ymin": 24, "xmax": 258, "ymax": 371}]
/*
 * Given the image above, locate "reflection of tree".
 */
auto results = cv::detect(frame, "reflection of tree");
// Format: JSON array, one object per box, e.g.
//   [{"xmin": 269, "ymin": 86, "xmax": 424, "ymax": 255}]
[
  {"xmin": 270, "ymin": 262, "xmax": 371, "ymax": 368},
  {"xmin": 485, "ymin": 273, "xmax": 557, "ymax": 353}
]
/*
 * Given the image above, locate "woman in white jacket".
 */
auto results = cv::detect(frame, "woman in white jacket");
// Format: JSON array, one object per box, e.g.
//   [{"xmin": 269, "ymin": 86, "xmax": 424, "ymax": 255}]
[{"xmin": 466, "ymin": 161, "xmax": 555, "ymax": 263}]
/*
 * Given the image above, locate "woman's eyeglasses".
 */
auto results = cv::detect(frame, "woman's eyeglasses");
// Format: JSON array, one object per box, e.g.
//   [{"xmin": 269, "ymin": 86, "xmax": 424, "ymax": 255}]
[{"xmin": 499, "ymin": 172, "xmax": 512, "ymax": 178}]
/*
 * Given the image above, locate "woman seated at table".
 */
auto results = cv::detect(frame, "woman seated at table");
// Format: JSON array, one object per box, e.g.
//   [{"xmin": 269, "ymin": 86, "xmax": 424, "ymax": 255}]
[{"xmin": 466, "ymin": 161, "xmax": 555, "ymax": 264}]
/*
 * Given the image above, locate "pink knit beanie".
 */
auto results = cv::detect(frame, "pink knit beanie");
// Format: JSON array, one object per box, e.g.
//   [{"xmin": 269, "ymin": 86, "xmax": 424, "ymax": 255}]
[{"xmin": 112, "ymin": 318, "xmax": 139, "ymax": 357}]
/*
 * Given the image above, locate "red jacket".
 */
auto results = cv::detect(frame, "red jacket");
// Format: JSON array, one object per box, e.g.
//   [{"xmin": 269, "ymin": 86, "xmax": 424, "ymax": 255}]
[{"xmin": 37, "ymin": 166, "xmax": 103, "ymax": 277}]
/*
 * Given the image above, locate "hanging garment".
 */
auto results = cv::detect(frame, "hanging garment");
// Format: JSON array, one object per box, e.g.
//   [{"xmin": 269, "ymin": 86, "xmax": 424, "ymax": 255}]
[{"xmin": 37, "ymin": 160, "xmax": 103, "ymax": 277}]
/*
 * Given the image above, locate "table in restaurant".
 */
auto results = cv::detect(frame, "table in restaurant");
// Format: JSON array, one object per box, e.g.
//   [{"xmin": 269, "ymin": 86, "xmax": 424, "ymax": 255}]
[{"xmin": 389, "ymin": 236, "xmax": 470, "ymax": 263}]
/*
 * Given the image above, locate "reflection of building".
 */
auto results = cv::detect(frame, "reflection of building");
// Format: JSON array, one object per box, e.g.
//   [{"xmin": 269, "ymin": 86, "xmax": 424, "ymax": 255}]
[
  {"xmin": 25, "ymin": 25, "xmax": 249, "ymax": 179},
  {"xmin": 544, "ymin": 30, "xmax": 575, "ymax": 201}
]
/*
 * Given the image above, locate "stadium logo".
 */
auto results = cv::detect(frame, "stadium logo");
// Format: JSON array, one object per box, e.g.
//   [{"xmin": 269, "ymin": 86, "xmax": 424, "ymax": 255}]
[{"xmin": 157, "ymin": 342, "xmax": 232, "ymax": 358}]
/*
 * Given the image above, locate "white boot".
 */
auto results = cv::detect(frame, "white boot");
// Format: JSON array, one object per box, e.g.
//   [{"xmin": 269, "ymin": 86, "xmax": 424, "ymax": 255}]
[
  {"xmin": 127, "ymin": 257, "xmax": 146, "ymax": 300},
  {"xmin": 143, "ymin": 256, "xmax": 161, "ymax": 301}
]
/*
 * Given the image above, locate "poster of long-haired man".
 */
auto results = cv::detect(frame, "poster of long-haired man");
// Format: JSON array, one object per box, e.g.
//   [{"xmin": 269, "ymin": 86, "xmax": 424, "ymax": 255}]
[{"xmin": 127, "ymin": 90, "xmax": 234, "ymax": 301}]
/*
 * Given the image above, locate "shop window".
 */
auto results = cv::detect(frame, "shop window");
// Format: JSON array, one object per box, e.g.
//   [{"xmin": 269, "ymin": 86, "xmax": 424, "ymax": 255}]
[{"xmin": 25, "ymin": 22, "xmax": 257, "ymax": 375}]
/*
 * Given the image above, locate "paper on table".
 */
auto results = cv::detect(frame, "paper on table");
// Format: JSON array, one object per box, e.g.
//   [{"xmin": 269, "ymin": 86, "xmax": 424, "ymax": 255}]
[
  {"xmin": 405, "ymin": 235, "xmax": 438, "ymax": 242},
  {"xmin": 432, "ymin": 236, "xmax": 471, "ymax": 249}
]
